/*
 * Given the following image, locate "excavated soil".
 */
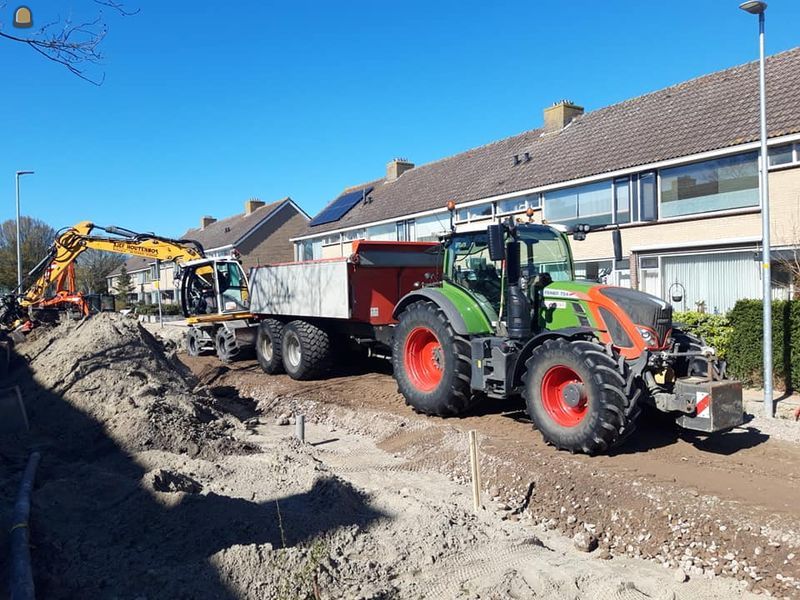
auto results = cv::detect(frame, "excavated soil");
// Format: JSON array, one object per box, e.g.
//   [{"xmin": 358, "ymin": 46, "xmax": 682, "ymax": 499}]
[
  {"xmin": 0, "ymin": 314, "xmax": 780, "ymax": 598},
  {"xmin": 181, "ymin": 351, "xmax": 800, "ymax": 599}
]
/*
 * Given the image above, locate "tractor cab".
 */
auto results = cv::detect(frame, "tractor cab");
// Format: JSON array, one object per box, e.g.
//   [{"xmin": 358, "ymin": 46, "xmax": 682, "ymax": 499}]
[
  {"xmin": 179, "ymin": 257, "xmax": 251, "ymax": 319},
  {"xmin": 444, "ymin": 222, "xmax": 576, "ymax": 334}
]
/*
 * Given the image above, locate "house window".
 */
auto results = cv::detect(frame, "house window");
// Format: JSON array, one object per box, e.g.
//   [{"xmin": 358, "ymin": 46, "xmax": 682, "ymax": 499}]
[
  {"xmin": 396, "ymin": 220, "xmax": 416, "ymax": 241},
  {"xmin": 640, "ymin": 256, "xmax": 658, "ymax": 269},
  {"xmin": 295, "ymin": 240, "xmax": 314, "ymax": 261},
  {"xmin": 613, "ymin": 177, "xmax": 631, "ymax": 224},
  {"xmin": 575, "ymin": 260, "xmax": 613, "ymax": 282},
  {"xmin": 769, "ymin": 143, "xmax": 800, "ymax": 168},
  {"xmin": 659, "ymin": 151, "xmax": 759, "ymax": 218},
  {"xmin": 769, "ymin": 144, "xmax": 794, "ymax": 167},
  {"xmin": 639, "ymin": 172, "xmax": 657, "ymax": 221},
  {"xmin": 544, "ymin": 180, "xmax": 613, "ymax": 227},
  {"xmin": 496, "ymin": 193, "xmax": 541, "ymax": 215},
  {"xmin": 321, "ymin": 233, "xmax": 340, "ymax": 246},
  {"xmin": 455, "ymin": 203, "xmax": 493, "ymax": 223},
  {"xmin": 341, "ymin": 229, "xmax": 366, "ymax": 242}
]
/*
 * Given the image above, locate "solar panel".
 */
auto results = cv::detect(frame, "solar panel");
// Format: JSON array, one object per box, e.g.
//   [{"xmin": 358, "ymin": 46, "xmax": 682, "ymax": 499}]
[{"xmin": 309, "ymin": 186, "xmax": 373, "ymax": 226}]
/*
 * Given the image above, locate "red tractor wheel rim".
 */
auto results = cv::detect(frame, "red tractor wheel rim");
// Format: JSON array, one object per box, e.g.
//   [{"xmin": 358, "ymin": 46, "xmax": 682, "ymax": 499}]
[
  {"xmin": 404, "ymin": 327, "xmax": 444, "ymax": 392},
  {"xmin": 541, "ymin": 365, "xmax": 587, "ymax": 427}
]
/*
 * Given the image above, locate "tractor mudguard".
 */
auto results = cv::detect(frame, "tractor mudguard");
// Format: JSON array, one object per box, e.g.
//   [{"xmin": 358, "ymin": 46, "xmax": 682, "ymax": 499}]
[
  {"xmin": 393, "ymin": 287, "xmax": 493, "ymax": 336},
  {"xmin": 510, "ymin": 326, "xmax": 598, "ymax": 389}
]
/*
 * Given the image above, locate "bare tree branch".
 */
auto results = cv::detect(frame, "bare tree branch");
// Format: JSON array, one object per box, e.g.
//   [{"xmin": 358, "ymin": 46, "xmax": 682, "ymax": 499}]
[
  {"xmin": 93, "ymin": 1, "xmax": 140, "ymax": 17},
  {"xmin": 0, "ymin": 1, "xmax": 138, "ymax": 85}
]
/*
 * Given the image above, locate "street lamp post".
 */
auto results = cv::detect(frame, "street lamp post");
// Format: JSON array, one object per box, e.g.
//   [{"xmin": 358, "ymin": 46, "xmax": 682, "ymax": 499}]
[
  {"xmin": 739, "ymin": 0, "xmax": 772, "ymax": 417},
  {"xmin": 14, "ymin": 170, "xmax": 35, "ymax": 292}
]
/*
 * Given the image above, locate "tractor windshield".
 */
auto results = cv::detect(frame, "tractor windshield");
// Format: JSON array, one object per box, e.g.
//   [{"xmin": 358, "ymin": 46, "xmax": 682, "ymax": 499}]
[
  {"xmin": 448, "ymin": 226, "xmax": 573, "ymax": 314},
  {"xmin": 518, "ymin": 227, "xmax": 573, "ymax": 282}
]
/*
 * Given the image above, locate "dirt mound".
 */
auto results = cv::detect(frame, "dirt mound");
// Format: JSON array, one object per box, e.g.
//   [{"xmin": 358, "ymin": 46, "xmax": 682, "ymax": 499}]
[{"xmin": 20, "ymin": 314, "xmax": 247, "ymax": 458}]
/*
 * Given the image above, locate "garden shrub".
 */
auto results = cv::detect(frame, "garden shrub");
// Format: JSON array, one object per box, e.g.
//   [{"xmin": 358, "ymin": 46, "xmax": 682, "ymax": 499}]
[
  {"xmin": 725, "ymin": 300, "xmax": 800, "ymax": 391},
  {"xmin": 673, "ymin": 311, "xmax": 732, "ymax": 359}
]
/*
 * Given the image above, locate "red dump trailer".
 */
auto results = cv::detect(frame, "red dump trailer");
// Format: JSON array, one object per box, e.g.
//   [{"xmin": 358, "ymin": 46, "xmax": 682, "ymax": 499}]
[{"xmin": 247, "ymin": 240, "xmax": 442, "ymax": 379}]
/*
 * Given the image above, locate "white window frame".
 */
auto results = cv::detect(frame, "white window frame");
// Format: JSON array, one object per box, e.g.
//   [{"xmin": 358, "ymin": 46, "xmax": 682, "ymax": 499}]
[
  {"xmin": 495, "ymin": 192, "xmax": 542, "ymax": 216},
  {"xmin": 455, "ymin": 203, "xmax": 494, "ymax": 224},
  {"xmin": 341, "ymin": 228, "xmax": 366, "ymax": 242},
  {"xmin": 396, "ymin": 220, "xmax": 416, "ymax": 241},
  {"xmin": 768, "ymin": 142, "xmax": 800, "ymax": 170}
]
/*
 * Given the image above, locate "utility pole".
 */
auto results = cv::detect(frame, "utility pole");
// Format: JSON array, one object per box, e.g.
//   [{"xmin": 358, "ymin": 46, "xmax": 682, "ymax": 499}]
[
  {"xmin": 739, "ymin": 1, "xmax": 773, "ymax": 417},
  {"xmin": 14, "ymin": 171, "xmax": 34, "ymax": 291}
]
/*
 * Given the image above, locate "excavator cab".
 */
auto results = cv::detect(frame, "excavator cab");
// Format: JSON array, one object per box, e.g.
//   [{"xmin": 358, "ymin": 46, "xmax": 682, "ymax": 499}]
[{"xmin": 179, "ymin": 258, "xmax": 250, "ymax": 318}]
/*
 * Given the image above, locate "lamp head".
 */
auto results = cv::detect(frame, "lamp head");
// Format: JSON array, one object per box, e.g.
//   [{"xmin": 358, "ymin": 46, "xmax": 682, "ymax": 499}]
[{"xmin": 739, "ymin": 1, "xmax": 767, "ymax": 15}]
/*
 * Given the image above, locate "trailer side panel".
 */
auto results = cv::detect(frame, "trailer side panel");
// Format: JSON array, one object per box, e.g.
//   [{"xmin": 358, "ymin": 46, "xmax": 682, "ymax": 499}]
[{"xmin": 249, "ymin": 260, "xmax": 350, "ymax": 319}]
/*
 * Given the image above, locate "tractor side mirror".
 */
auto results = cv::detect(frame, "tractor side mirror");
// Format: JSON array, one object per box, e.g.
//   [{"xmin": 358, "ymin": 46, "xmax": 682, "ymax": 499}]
[
  {"xmin": 612, "ymin": 229, "xmax": 623, "ymax": 263},
  {"xmin": 487, "ymin": 224, "xmax": 505, "ymax": 262}
]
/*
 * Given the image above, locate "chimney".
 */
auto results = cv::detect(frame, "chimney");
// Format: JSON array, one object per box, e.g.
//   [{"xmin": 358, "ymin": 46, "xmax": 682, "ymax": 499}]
[
  {"xmin": 386, "ymin": 158, "xmax": 414, "ymax": 182},
  {"xmin": 200, "ymin": 216, "xmax": 216, "ymax": 229},
  {"xmin": 543, "ymin": 100, "xmax": 584, "ymax": 133},
  {"xmin": 245, "ymin": 198, "xmax": 266, "ymax": 215}
]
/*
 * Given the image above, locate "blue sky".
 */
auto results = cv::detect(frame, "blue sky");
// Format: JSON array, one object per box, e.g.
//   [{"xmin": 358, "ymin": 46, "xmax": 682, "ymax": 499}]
[{"xmin": 1, "ymin": 1, "xmax": 798, "ymax": 237}]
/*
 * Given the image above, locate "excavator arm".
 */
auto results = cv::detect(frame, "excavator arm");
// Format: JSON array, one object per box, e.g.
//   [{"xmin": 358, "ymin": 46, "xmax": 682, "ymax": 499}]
[{"xmin": 17, "ymin": 220, "xmax": 205, "ymax": 310}]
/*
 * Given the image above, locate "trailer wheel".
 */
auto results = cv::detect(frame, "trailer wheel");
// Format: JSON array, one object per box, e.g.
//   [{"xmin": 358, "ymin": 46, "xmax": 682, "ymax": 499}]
[
  {"xmin": 256, "ymin": 319, "xmax": 284, "ymax": 374},
  {"xmin": 281, "ymin": 320, "xmax": 332, "ymax": 380},
  {"xmin": 393, "ymin": 301, "xmax": 475, "ymax": 417},
  {"xmin": 524, "ymin": 337, "xmax": 629, "ymax": 454},
  {"xmin": 215, "ymin": 327, "xmax": 240, "ymax": 363},
  {"xmin": 186, "ymin": 328, "xmax": 204, "ymax": 357}
]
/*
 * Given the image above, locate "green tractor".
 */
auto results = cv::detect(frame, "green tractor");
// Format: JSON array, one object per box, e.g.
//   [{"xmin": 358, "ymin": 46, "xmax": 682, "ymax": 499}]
[{"xmin": 391, "ymin": 219, "xmax": 743, "ymax": 454}]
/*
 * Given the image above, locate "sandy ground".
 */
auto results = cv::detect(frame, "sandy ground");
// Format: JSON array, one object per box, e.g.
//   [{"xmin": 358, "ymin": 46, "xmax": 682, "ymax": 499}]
[
  {"xmin": 0, "ymin": 314, "xmax": 789, "ymax": 598},
  {"xmin": 179, "ymin": 350, "xmax": 800, "ymax": 599}
]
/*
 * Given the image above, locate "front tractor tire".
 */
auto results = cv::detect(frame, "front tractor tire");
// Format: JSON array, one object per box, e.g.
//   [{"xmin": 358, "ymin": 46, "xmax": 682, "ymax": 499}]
[
  {"xmin": 524, "ymin": 338, "xmax": 631, "ymax": 454},
  {"xmin": 392, "ymin": 301, "xmax": 476, "ymax": 417},
  {"xmin": 281, "ymin": 320, "xmax": 332, "ymax": 380}
]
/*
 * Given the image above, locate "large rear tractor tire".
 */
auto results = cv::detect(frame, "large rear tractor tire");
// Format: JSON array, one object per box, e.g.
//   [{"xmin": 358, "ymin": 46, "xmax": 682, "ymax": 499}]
[
  {"xmin": 524, "ymin": 337, "xmax": 631, "ymax": 454},
  {"xmin": 281, "ymin": 320, "xmax": 332, "ymax": 380},
  {"xmin": 256, "ymin": 319, "xmax": 284, "ymax": 374},
  {"xmin": 215, "ymin": 327, "xmax": 240, "ymax": 363},
  {"xmin": 392, "ymin": 301, "xmax": 476, "ymax": 417}
]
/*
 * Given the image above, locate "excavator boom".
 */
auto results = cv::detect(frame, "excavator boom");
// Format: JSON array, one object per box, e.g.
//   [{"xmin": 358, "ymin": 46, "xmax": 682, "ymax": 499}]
[{"xmin": 7, "ymin": 221, "xmax": 205, "ymax": 325}]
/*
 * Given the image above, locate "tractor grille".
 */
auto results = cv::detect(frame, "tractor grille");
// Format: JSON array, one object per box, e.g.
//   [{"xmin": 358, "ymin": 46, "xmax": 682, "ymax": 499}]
[
  {"xmin": 598, "ymin": 287, "xmax": 674, "ymax": 346},
  {"xmin": 653, "ymin": 305, "xmax": 673, "ymax": 344}
]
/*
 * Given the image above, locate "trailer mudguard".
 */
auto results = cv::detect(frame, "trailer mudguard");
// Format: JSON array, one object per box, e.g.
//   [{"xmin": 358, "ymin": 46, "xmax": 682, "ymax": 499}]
[
  {"xmin": 393, "ymin": 286, "xmax": 493, "ymax": 336},
  {"xmin": 510, "ymin": 326, "xmax": 599, "ymax": 388}
]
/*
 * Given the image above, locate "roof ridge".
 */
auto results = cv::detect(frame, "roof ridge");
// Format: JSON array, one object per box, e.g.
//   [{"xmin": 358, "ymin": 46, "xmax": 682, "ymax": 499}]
[
  {"xmin": 583, "ymin": 45, "xmax": 800, "ymax": 118},
  {"xmin": 402, "ymin": 47, "xmax": 800, "ymax": 178}
]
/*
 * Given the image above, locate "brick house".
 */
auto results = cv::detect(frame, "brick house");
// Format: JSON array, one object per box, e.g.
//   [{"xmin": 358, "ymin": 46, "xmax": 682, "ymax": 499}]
[
  {"xmin": 292, "ymin": 48, "xmax": 800, "ymax": 313},
  {"xmin": 107, "ymin": 198, "xmax": 309, "ymax": 303}
]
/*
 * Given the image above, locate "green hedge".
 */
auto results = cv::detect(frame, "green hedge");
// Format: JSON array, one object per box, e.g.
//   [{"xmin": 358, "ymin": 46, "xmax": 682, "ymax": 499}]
[
  {"xmin": 673, "ymin": 311, "xmax": 732, "ymax": 359},
  {"xmin": 726, "ymin": 300, "xmax": 800, "ymax": 391},
  {"xmin": 134, "ymin": 302, "xmax": 183, "ymax": 316}
]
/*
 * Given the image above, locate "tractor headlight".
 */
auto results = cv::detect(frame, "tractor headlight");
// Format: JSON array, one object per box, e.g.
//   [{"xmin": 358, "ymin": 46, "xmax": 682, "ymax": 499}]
[{"xmin": 636, "ymin": 326, "xmax": 656, "ymax": 345}]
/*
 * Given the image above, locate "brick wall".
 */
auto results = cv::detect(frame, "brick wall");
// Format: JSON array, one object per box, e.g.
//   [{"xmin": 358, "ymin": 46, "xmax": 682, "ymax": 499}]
[{"xmin": 237, "ymin": 203, "xmax": 309, "ymax": 269}]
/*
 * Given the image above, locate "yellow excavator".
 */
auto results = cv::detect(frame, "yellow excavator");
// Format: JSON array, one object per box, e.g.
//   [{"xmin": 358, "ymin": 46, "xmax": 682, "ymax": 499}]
[{"xmin": 1, "ymin": 220, "xmax": 257, "ymax": 362}]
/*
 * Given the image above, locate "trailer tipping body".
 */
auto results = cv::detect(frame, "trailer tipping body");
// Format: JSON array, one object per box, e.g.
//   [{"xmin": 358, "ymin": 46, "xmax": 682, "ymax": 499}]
[{"xmin": 248, "ymin": 240, "xmax": 442, "ymax": 325}]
